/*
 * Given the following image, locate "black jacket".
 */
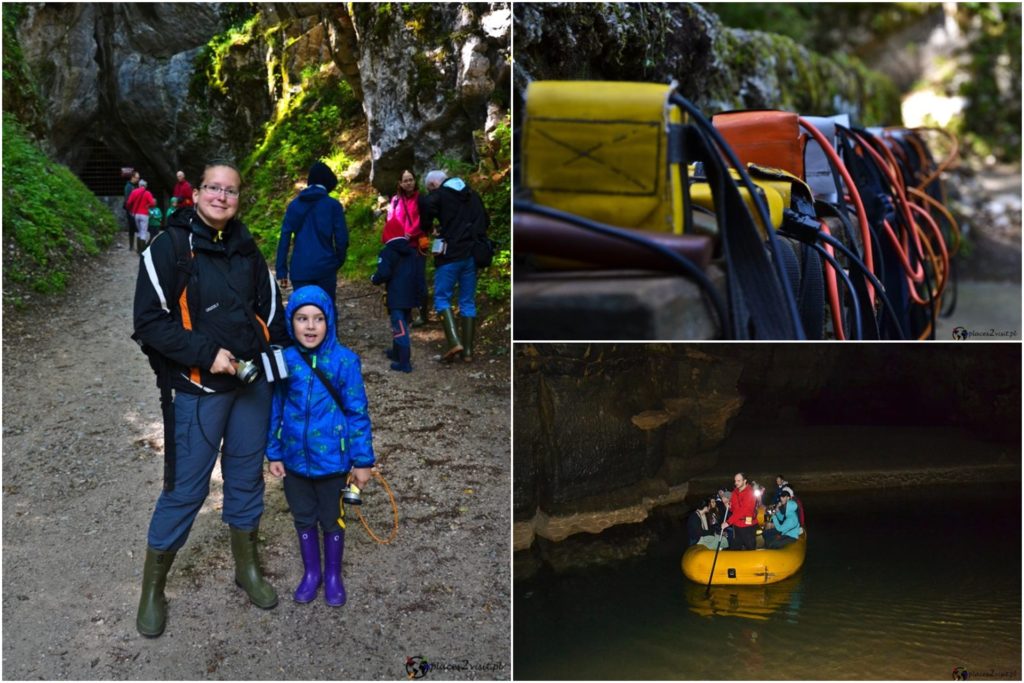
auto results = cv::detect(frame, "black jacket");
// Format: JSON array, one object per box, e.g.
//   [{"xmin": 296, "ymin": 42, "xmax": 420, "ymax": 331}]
[
  {"xmin": 371, "ymin": 237, "xmax": 418, "ymax": 310},
  {"xmin": 419, "ymin": 178, "xmax": 489, "ymax": 267},
  {"xmin": 133, "ymin": 208, "xmax": 288, "ymax": 394}
]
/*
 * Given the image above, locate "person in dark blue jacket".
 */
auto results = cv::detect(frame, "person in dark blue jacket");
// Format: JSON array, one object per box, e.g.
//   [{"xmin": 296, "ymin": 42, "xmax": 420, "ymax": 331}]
[
  {"xmin": 370, "ymin": 217, "xmax": 417, "ymax": 372},
  {"xmin": 266, "ymin": 285, "xmax": 375, "ymax": 607},
  {"xmin": 275, "ymin": 161, "xmax": 349, "ymax": 301}
]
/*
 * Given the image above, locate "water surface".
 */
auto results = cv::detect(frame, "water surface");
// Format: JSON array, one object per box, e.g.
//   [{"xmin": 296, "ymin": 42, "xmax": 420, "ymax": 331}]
[{"xmin": 514, "ymin": 484, "xmax": 1021, "ymax": 680}]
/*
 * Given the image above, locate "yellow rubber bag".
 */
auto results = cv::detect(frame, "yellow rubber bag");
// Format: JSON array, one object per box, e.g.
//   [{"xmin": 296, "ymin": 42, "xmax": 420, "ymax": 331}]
[{"xmin": 523, "ymin": 81, "xmax": 685, "ymax": 234}]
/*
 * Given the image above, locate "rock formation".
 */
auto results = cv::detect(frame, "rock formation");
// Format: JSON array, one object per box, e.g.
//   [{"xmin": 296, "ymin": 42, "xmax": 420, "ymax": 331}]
[
  {"xmin": 513, "ymin": 3, "xmax": 901, "ymax": 126},
  {"xmin": 514, "ymin": 344, "xmax": 1021, "ymax": 563},
  {"xmin": 12, "ymin": 3, "xmax": 510, "ymax": 197}
]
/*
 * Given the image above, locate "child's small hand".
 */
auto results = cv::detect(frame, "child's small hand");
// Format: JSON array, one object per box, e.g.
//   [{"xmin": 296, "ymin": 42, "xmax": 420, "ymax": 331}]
[
  {"xmin": 268, "ymin": 461, "xmax": 286, "ymax": 478},
  {"xmin": 350, "ymin": 467, "xmax": 372, "ymax": 489}
]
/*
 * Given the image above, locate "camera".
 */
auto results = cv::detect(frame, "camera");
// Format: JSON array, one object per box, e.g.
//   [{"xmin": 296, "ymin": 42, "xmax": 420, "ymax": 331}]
[
  {"xmin": 341, "ymin": 484, "xmax": 362, "ymax": 505},
  {"xmin": 235, "ymin": 358, "xmax": 260, "ymax": 384}
]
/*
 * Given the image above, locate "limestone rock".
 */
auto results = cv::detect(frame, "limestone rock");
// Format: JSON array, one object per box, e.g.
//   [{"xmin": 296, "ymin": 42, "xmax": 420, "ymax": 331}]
[{"xmin": 14, "ymin": 3, "xmax": 509, "ymax": 197}]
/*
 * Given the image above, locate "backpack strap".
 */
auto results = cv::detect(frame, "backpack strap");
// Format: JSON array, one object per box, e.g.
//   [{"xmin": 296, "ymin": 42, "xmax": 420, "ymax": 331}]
[{"xmin": 297, "ymin": 350, "xmax": 345, "ymax": 412}]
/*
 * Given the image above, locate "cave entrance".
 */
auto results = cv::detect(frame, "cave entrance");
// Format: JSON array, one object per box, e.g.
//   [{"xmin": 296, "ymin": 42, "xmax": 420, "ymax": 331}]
[{"xmin": 77, "ymin": 141, "xmax": 132, "ymax": 197}]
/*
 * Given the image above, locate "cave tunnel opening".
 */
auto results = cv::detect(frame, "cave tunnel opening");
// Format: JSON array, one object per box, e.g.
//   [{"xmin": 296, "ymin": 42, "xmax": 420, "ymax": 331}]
[{"xmin": 76, "ymin": 140, "xmax": 133, "ymax": 197}]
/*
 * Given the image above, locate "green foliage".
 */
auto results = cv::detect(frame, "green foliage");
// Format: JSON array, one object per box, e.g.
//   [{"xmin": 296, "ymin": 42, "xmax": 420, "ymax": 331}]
[
  {"xmin": 342, "ymin": 194, "xmax": 386, "ymax": 280},
  {"xmin": 704, "ymin": 3, "xmax": 938, "ymax": 58},
  {"xmin": 201, "ymin": 13, "xmax": 262, "ymax": 95},
  {"xmin": 2, "ymin": 4, "xmax": 46, "ymax": 136},
  {"xmin": 955, "ymin": 3, "xmax": 1022, "ymax": 161},
  {"xmin": 2, "ymin": 114, "xmax": 118, "ymax": 307},
  {"xmin": 240, "ymin": 74, "xmax": 362, "ymax": 252}
]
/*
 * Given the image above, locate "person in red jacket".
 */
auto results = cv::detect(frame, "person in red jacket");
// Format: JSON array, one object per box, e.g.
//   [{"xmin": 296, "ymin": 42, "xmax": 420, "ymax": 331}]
[
  {"xmin": 720, "ymin": 472, "xmax": 758, "ymax": 550},
  {"xmin": 172, "ymin": 170, "xmax": 193, "ymax": 208}
]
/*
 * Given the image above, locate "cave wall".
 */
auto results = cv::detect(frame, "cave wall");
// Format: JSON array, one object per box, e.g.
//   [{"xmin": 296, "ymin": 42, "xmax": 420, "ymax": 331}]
[
  {"xmin": 515, "ymin": 344, "xmax": 1022, "ymax": 526},
  {"xmin": 513, "ymin": 2, "xmax": 902, "ymax": 128},
  {"xmin": 13, "ymin": 2, "xmax": 510, "ymax": 197}
]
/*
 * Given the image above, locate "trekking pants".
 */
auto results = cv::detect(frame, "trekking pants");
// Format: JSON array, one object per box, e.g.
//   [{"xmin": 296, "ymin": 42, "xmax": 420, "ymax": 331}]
[
  {"xmin": 433, "ymin": 256, "xmax": 477, "ymax": 317},
  {"xmin": 134, "ymin": 214, "xmax": 151, "ymax": 243},
  {"xmin": 282, "ymin": 472, "xmax": 348, "ymax": 533},
  {"xmin": 146, "ymin": 378, "xmax": 272, "ymax": 552},
  {"xmin": 389, "ymin": 308, "xmax": 412, "ymax": 350}
]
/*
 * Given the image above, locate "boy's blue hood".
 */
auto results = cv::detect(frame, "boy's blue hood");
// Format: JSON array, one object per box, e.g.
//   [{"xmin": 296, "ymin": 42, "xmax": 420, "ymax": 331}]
[{"xmin": 285, "ymin": 285, "xmax": 338, "ymax": 353}]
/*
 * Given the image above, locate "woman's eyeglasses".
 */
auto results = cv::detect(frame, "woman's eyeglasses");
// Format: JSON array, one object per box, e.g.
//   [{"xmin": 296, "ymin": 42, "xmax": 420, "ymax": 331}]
[{"xmin": 200, "ymin": 184, "xmax": 240, "ymax": 199}]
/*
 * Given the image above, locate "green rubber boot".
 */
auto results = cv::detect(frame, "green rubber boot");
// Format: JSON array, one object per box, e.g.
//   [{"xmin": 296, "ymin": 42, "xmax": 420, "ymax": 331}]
[
  {"xmin": 136, "ymin": 547, "xmax": 177, "ymax": 637},
  {"xmin": 439, "ymin": 308, "xmax": 463, "ymax": 362},
  {"xmin": 459, "ymin": 316, "xmax": 476, "ymax": 362},
  {"xmin": 230, "ymin": 527, "xmax": 278, "ymax": 609}
]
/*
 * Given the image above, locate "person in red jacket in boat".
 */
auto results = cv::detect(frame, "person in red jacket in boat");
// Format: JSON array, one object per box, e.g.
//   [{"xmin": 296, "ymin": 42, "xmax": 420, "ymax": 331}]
[{"xmin": 719, "ymin": 472, "xmax": 759, "ymax": 551}]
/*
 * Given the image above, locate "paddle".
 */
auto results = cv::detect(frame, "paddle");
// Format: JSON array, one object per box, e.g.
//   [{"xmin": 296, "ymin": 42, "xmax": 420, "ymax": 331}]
[{"xmin": 705, "ymin": 497, "xmax": 731, "ymax": 598}]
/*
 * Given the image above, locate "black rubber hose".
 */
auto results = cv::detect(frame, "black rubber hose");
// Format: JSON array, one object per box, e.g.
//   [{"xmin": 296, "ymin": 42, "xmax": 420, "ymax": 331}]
[{"xmin": 513, "ymin": 201, "xmax": 730, "ymax": 338}]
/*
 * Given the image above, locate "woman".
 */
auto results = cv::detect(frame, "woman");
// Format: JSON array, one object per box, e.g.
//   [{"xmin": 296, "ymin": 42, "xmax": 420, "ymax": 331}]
[
  {"xmin": 132, "ymin": 160, "xmax": 289, "ymax": 637},
  {"xmin": 387, "ymin": 169, "xmax": 429, "ymax": 326}
]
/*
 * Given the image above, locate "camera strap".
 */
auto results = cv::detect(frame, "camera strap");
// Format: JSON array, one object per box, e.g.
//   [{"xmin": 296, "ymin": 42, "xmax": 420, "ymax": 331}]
[{"xmin": 297, "ymin": 350, "xmax": 346, "ymax": 412}]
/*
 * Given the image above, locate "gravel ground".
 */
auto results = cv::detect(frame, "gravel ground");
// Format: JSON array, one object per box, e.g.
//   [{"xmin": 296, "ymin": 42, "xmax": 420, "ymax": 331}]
[{"xmin": 1, "ymin": 237, "xmax": 511, "ymax": 680}]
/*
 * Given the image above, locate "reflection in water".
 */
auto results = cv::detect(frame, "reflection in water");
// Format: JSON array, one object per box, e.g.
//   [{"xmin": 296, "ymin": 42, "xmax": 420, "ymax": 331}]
[
  {"xmin": 685, "ymin": 575, "xmax": 803, "ymax": 622},
  {"xmin": 515, "ymin": 484, "xmax": 1021, "ymax": 680}
]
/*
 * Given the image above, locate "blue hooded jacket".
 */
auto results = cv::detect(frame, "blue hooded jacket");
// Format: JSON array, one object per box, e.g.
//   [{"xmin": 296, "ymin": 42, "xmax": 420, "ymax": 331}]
[
  {"xmin": 370, "ymin": 237, "xmax": 418, "ymax": 309},
  {"xmin": 771, "ymin": 499, "xmax": 802, "ymax": 539},
  {"xmin": 266, "ymin": 285, "xmax": 374, "ymax": 477},
  {"xmin": 275, "ymin": 185, "xmax": 349, "ymax": 282}
]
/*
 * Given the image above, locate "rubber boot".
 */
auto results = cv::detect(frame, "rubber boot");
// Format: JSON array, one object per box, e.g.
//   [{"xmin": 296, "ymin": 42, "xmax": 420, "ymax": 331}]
[
  {"xmin": 323, "ymin": 529, "xmax": 347, "ymax": 606},
  {"xmin": 293, "ymin": 527, "xmax": 321, "ymax": 604},
  {"xmin": 459, "ymin": 316, "xmax": 476, "ymax": 362},
  {"xmin": 439, "ymin": 308, "xmax": 463, "ymax": 362},
  {"xmin": 136, "ymin": 546, "xmax": 176, "ymax": 637},
  {"xmin": 229, "ymin": 527, "xmax": 278, "ymax": 609},
  {"xmin": 390, "ymin": 344, "xmax": 412, "ymax": 373},
  {"xmin": 411, "ymin": 296, "xmax": 429, "ymax": 327}
]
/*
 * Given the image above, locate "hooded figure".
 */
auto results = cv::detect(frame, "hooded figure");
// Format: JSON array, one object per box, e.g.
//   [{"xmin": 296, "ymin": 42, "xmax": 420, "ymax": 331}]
[
  {"xmin": 275, "ymin": 161, "xmax": 349, "ymax": 299},
  {"xmin": 419, "ymin": 172, "xmax": 490, "ymax": 362},
  {"xmin": 267, "ymin": 285, "xmax": 373, "ymax": 478},
  {"xmin": 266, "ymin": 285, "xmax": 374, "ymax": 606},
  {"xmin": 371, "ymin": 217, "xmax": 417, "ymax": 372}
]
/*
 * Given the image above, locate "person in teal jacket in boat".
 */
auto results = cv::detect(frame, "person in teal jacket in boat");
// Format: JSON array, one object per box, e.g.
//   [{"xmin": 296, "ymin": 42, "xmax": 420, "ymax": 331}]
[
  {"xmin": 764, "ymin": 489, "xmax": 801, "ymax": 548},
  {"xmin": 266, "ymin": 285, "xmax": 375, "ymax": 607}
]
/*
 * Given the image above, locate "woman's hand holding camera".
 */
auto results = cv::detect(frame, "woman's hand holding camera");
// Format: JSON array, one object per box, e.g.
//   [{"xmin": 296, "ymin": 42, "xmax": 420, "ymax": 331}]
[{"xmin": 210, "ymin": 348, "xmax": 237, "ymax": 374}]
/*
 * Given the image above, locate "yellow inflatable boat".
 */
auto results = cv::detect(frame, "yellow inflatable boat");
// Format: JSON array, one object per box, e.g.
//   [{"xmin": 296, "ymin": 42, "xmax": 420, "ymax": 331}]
[{"xmin": 681, "ymin": 532, "xmax": 807, "ymax": 585}]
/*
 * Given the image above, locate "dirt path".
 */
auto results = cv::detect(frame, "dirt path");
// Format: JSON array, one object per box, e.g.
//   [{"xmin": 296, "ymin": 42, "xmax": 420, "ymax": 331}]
[{"xmin": 1, "ymin": 236, "xmax": 511, "ymax": 679}]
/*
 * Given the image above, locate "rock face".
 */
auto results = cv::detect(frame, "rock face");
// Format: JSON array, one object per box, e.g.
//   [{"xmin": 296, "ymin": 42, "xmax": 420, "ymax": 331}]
[
  {"xmin": 513, "ymin": 3, "xmax": 901, "ymax": 126},
  {"xmin": 514, "ymin": 344, "xmax": 1021, "ymax": 556},
  {"xmin": 14, "ymin": 3, "xmax": 510, "ymax": 197},
  {"xmin": 17, "ymin": 3, "xmax": 234, "ymax": 192},
  {"xmin": 514, "ymin": 344, "xmax": 748, "ymax": 521},
  {"xmin": 350, "ymin": 3, "xmax": 511, "ymax": 191}
]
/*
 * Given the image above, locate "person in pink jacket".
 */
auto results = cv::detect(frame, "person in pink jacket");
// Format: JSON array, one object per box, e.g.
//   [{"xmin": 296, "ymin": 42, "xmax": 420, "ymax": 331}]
[{"xmin": 387, "ymin": 169, "xmax": 429, "ymax": 326}]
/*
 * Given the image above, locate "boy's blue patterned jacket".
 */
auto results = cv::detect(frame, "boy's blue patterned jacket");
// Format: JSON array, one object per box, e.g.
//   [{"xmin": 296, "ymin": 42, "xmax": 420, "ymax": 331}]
[{"xmin": 266, "ymin": 285, "xmax": 375, "ymax": 477}]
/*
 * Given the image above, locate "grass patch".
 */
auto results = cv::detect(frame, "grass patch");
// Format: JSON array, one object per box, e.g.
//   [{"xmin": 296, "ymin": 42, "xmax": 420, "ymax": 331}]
[{"xmin": 2, "ymin": 114, "xmax": 118, "ymax": 309}]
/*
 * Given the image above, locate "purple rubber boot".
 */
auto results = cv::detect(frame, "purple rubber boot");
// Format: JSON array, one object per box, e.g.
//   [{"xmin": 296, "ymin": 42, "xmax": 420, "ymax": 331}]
[
  {"xmin": 323, "ymin": 529, "xmax": 347, "ymax": 606},
  {"xmin": 294, "ymin": 527, "xmax": 321, "ymax": 603}
]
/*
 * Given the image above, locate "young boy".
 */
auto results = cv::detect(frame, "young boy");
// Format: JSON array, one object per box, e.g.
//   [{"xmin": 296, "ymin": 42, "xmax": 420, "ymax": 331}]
[
  {"xmin": 370, "ymin": 217, "xmax": 417, "ymax": 372},
  {"xmin": 266, "ymin": 285, "xmax": 375, "ymax": 606}
]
